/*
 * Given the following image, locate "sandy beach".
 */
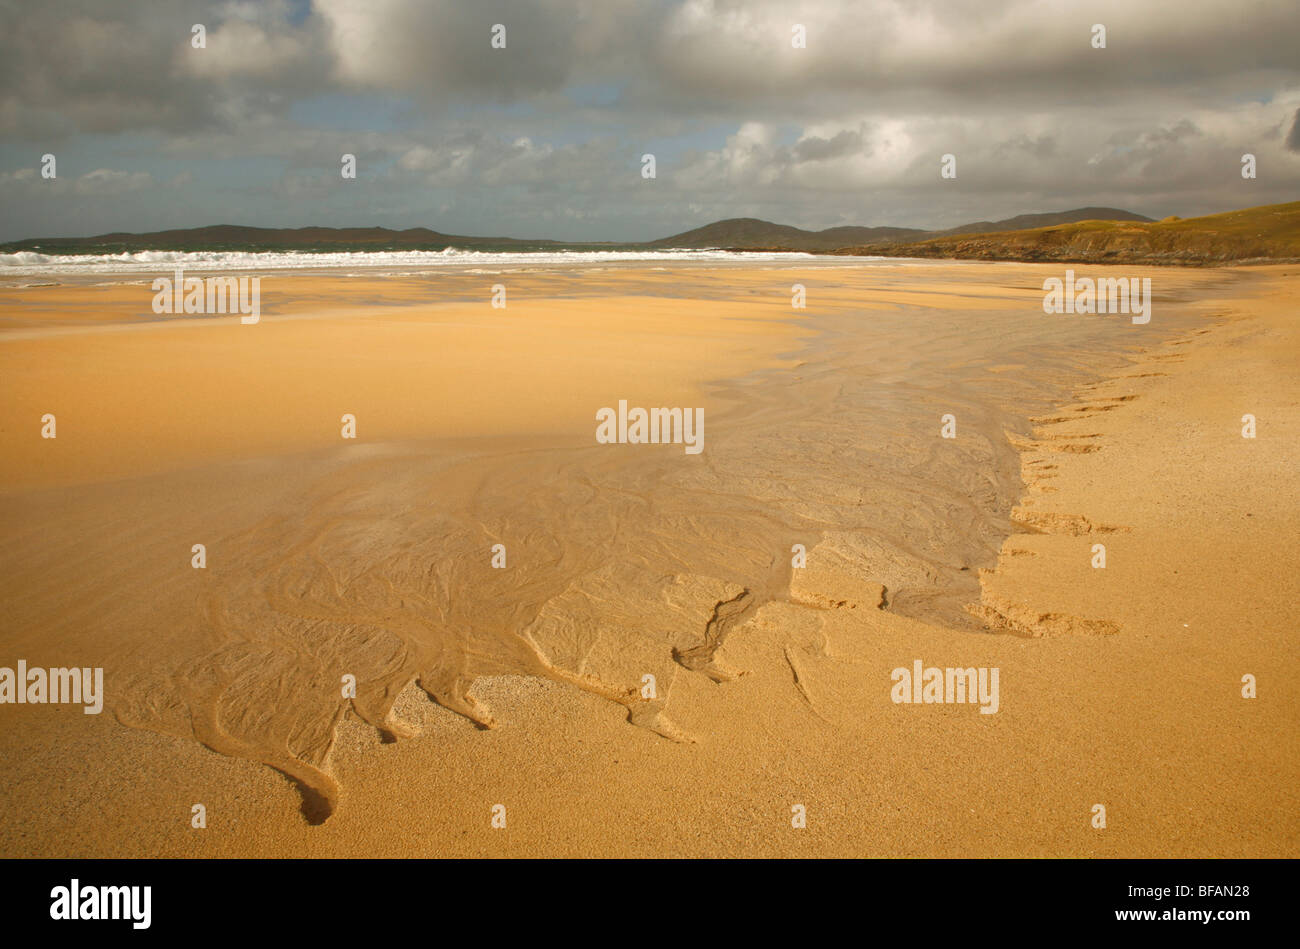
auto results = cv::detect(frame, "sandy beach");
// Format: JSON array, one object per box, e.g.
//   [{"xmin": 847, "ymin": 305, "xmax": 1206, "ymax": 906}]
[{"xmin": 0, "ymin": 260, "xmax": 1295, "ymax": 857}]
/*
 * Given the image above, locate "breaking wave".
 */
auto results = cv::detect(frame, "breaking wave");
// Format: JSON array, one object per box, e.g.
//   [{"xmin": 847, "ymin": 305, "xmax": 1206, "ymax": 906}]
[{"xmin": 0, "ymin": 247, "xmax": 824, "ymax": 275}]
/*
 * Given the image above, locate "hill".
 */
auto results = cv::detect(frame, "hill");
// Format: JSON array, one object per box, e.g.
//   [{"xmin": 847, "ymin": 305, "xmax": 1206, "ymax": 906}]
[
  {"xmin": 0, "ymin": 224, "xmax": 601, "ymax": 255},
  {"xmin": 649, "ymin": 218, "xmax": 925, "ymax": 250},
  {"xmin": 3, "ymin": 208, "xmax": 1153, "ymax": 255},
  {"xmin": 649, "ymin": 208, "xmax": 1150, "ymax": 250},
  {"xmin": 832, "ymin": 201, "xmax": 1300, "ymax": 265},
  {"xmin": 934, "ymin": 207, "xmax": 1153, "ymax": 237}
]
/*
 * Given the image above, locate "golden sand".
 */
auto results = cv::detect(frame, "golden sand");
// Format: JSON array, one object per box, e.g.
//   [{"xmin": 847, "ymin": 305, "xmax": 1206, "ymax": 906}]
[{"xmin": 0, "ymin": 261, "xmax": 1294, "ymax": 855}]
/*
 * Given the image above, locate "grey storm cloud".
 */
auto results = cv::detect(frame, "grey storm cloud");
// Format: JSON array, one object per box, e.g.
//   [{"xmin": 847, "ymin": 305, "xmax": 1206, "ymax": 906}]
[
  {"xmin": 1287, "ymin": 108, "xmax": 1300, "ymax": 153},
  {"xmin": 7, "ymin": 0, "xmax": 1298, "ymax": 135},
  {"xmin": 993, "ymin": 135, "xmax": 1058, "ymax": 161},
  {"xmin": 645, "ymin": 0, "xmax": 1300, "ymax": 114},
  {"xmin": 0, "ymin": 0, "xmax": 1298, "ymax": 242},
  {"xmin": 0, "ymin": 0, "xmax": 335, "ymax": 137},
  {"xmin": 791, "ymin": 129, "xmax": 867, "ymax": 163}
]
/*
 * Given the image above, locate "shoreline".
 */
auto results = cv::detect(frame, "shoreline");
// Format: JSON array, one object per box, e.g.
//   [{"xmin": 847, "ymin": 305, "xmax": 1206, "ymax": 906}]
[{"xmin": 0, "ymin": 262, "xmax": 1293, "ymax": 856}]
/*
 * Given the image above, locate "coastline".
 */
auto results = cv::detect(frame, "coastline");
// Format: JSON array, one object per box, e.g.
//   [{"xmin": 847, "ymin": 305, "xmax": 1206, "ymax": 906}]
[{"xmin": 0, "ymin": 262, "xmax": 1293, "ymax": 857}]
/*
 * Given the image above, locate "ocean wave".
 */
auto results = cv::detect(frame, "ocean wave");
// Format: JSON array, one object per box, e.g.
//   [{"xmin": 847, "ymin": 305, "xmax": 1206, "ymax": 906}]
[{"xmin": 0, "ymin": 247, "xmax": 822, "ymax": 275}]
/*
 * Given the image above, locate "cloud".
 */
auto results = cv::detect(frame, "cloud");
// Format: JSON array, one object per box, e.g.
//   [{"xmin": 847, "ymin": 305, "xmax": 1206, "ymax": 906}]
[
  {"xmin": 0, "ymin": 0, "xmax": 333, "ymax": 137},
  {"xmin": 73, "ymin": 169, "xmax": 153, "ymax": 195},
  {"xmin": 0, "ymin": 0, "xmax": 1298, "ymax": 242},
  {"xmin": 316, "ymin": 0, "xmax": 583, "ymax": 98},
  {"xmin": 647, "ymin": 0, "xmax": 1300, "ymax": 112},
  {"xmin": 1287, "ymin": 108, "xmax": 1300, "ymax": 153},
  {"xmin": 0, "ymin": 167, "xmax": 153, "ymax": 197},
  {"xmin": 793, "ymin": 129, "xmax": 867, "ymax": 163}
]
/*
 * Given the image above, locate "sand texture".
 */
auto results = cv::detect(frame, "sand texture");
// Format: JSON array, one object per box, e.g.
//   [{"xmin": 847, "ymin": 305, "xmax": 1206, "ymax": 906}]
[{"xmin": 0, "ymin": 260, "xmax": 1295, "ymax": 856}]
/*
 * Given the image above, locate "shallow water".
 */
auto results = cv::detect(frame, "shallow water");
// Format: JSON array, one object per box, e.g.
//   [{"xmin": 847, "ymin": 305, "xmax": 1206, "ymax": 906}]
[{"xmin": 0, "ymin": 260, "xmax": 1237, "ymax": 823}]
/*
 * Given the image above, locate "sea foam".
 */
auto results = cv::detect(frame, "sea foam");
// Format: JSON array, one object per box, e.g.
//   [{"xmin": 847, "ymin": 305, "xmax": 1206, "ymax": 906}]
[{"xmin": 0, "ymin": 247, "xmax": 822, "ymax": 275}]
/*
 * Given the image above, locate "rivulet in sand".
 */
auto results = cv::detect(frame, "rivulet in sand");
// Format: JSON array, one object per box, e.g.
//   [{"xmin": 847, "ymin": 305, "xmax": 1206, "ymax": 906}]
[{"xmin": 0, "ymin": 260, "xmax": 1294, "ymax": 855}]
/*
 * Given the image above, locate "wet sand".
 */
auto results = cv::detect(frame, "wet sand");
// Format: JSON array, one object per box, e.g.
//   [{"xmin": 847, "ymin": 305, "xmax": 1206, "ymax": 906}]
[{"xmin": 0, "ymin": 260, "xmax": 1294, "ymax": 856}]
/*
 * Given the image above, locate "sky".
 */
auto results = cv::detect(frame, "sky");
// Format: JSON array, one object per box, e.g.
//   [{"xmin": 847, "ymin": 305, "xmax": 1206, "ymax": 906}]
[{"xmin": 1, "ymin": 0, "xmax": 1298, "ymax": 243}]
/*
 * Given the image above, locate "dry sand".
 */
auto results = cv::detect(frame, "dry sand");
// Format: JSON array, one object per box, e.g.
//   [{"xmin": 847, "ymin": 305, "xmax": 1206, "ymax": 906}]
[{"xmin": 0, "ymin": 260, "xmax": 1295, "ymax": 856}]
